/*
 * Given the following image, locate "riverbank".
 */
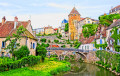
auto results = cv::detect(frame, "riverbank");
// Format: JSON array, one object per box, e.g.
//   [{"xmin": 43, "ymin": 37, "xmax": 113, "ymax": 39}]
[
  {"xmin": 0, "ymin": 58, "xmax": 71, "ymax": 76},
  {"xmin": 95, "ymin": 50, "xmax": 120, "ymax": 76},
  {"xmin": 94, "ymin": 63, "xmax": 120, "ymax": 76}
]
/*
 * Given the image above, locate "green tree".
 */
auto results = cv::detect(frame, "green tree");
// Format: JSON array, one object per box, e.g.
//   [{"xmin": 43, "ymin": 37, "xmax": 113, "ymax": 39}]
[
  {"xmin": 54, "ymin": 39, "xmax": 59, "ymax": 43},
  {"xmin": 14, "ymin": 46, "xmax": 30, "ymax": 59},
  {"xmin": 64, "ymin": 23, "xmax": 69, "ymax": 32},
  {"xmin": 40, "ymin": 38, "xmax": 46, "ymax": 42},
  {"xmin": 5, "ymin": 26, "xmax": 26, "ymax": 57},
  {"xmin": 48, "ymin": 40, "xmax": 51, "ymax": 43},
  {"xmin": 36, "ymin": 43, "xmax": 47, "ymax": 62},
  {"xmin": 82, "ymin": 24, "xmax": 98, "ymax": 38},
  {"xmin": 99, "ymin": 14, "xmax": 120, "ymax": 26}
]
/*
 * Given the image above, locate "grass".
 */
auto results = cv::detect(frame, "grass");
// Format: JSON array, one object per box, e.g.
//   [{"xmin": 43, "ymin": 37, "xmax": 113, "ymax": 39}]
[{"xmin": 0, "ymin": 58, "xmax": 70, "ymax": 76}]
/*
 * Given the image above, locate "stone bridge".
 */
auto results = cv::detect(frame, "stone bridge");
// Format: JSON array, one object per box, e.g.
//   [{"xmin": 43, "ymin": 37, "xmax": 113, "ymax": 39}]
[{"xmin": 46, "ymin": 48, "xmax": 99, "ymax": 62}]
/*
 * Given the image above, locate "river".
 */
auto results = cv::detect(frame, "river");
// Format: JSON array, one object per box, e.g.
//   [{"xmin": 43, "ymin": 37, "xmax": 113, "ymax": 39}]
[{"xmin": 57, "ymin": 62, "xmax": 116, "ymax": 76}]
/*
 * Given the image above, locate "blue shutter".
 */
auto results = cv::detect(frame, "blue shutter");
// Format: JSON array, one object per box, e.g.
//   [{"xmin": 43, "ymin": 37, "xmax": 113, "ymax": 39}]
[
  {"xmin": 33, "ymin": 43, "xmax": 35, "ymax": 49},
  {"xmin": 93, "ymin": 44, "xmax": 94, "ymax": 47},
  {"xmin": 117, "ymin": 29, "xmax": 119, "ymax": 34},
  {"xmin": 100, "ymin": 39, "xmax": 102, "ymax": 44},
  {"xmin": 2, "ymin": 41, "xmax": 5, "ymax": 48},
  {"xmin": 110, "ymin": 32, "xmax": 111, "ymax": 36},
  {"xmin": 118, "ymin": 39, "xmax": 119, "ymax": 45}
]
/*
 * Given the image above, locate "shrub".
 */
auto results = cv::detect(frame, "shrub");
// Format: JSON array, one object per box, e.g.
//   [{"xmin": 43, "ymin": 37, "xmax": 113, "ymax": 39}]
[
  {"xmin": 0, "ymin": 56, "xmax": 41, "ymax": 72},
  {"xmin": 36, "ymin": 44, "xmax": 47, "ymax": 62},
  {"xmin": 48, "ymin": 40, "xmax": 51, "ymax": 43},
  {"xmin": 54, "ymin": 39, "xmax": 59, "ymax": 43},
  {"xmin": 14, "ymin": 46, "xmax": 30, "ymax": 60},
  {"xmin": 61, "ymin": 45, "xmax": 66, "ymax": 48},
  {"xmin": 40, "ymin": 38, "xmax": 46, "ymax": 42}
]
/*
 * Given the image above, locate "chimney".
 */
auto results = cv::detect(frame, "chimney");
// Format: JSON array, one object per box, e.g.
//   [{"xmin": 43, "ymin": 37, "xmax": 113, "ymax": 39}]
[
  {"xmin": 2, "ymin": 16, "xmax": 6, "ymax": 25},
  {"xmin": 14, "ymin": 16, "xmax": 18, "ymax": 29},
  {"xmin": 113, "ymin": 19, "xmax": 117, "ymax": 23}
]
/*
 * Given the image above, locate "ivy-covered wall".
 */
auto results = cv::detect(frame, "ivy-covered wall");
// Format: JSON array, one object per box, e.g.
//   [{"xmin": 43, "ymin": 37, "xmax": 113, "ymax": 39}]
[{"xmin": 110, "ymin": 26, "xmax": 120, "ymax": 52}]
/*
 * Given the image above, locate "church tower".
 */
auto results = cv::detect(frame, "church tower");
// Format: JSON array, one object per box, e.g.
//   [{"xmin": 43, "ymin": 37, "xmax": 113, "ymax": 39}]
[{"xmin": 68, "ymin": 7, "xmax": 81, "ymax": 40}]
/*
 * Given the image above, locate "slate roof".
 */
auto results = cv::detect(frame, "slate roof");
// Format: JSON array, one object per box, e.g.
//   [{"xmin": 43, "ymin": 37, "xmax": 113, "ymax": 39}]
[
  {"xmin": 62, "ymin": 19, "xmax": 68, "ymax": 23},
  {"xmin": 107, "ymin": 19, "xmax": 120, "ymax": 30}
]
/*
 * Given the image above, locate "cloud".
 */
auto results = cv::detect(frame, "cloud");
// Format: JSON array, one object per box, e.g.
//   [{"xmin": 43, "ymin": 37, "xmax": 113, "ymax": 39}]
[{"xmin": 0, "ymin": 2, "xmax": 10, "ymax": 7}]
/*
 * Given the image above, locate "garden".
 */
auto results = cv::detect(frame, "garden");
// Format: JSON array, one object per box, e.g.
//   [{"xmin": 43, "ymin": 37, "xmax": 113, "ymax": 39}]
[{"xmin": 0, "ymin": 57, "xmax": 70, "ymax": 76}]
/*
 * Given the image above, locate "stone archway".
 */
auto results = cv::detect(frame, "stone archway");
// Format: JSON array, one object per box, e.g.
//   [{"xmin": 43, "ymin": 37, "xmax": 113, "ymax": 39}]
[{"xmin": 76, "ymin": 52, "xmax": 87, "ymax": 60}]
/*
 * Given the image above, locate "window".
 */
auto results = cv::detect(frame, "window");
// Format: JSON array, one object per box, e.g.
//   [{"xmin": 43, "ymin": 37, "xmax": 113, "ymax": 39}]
[
  {"xmin": 110, "ymin": 40, "xmax": 112, "ymax": 45},
  {"xmin": 110, "ymin": 32, "xmax": 112, "ymax": 36},
  {"xmin": 85, "ymin": 46, "xmax": 86, "ymax": 50},
  {"xmin": 2, "ymin": 52, "xmax": 4, "ymax": 57},
  {"xmin": 93, "ymin": 44, "xmax": 94, "ymax": 47},
  {"xmin": 33, "ymin": 43, "xmax": 35, "ymax": 49},
  {"xmin": 88, "ymin": 21, "xmax": 90, "ymax": 23},
  {"xmin": 30, "ymin": 42, "xmax": 32, "ymax": 49},
  {"xmin": 118, "ymin": 39, "xmax": 120, "ymax": 45},
  {"xmin": 117, "ymin": 29, "xmax": 119, "ymax": 34},
  {"xmin": 2, "ymin": 41, "xmax": 5, "ymax": 48},
  {"xmin": 100, "ymin": 47, "xmax": 102, "ymax": 50},
  {"xmin": 14, "ymin": 42, "xmax": 16, "ymax": 48},
  {"xmin": 82, "ymin": 46, "xmax": 83, "ymax": 50},
  {"xmin": 87, "ymin": 46, "xmax": 89, "ymax": 50}
]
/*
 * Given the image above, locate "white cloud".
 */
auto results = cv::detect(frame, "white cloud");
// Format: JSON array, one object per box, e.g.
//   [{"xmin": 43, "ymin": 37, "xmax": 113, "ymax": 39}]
[
  {"xmin": 0, "ymin": 2, "xmax": 10, "ymax": 7},
  {"xmin": 0, "ymin": 13, "xmax": 69, "ymax": 29}
]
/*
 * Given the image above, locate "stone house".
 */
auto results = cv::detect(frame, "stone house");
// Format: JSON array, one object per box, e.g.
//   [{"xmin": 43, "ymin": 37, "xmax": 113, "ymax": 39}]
[
  {"xmin": 109, "ymin": 5, "xmax": 120, "ymax": 14},
  {"xmin": 106, "ymin": 19, "xmax": 120, "ymax": 51},
  {"xmin": 44, "ymin": 25, "xmax": 54, "ymax": 35},
  {"xmin": 95, "ymin": 25, "xmax": 107, "ymax": 50},
  {"xmin": 0, "ymin": 16, "xmax": 37, "ymax": 57},
  {"xmin": 79, "ymin": 33, "xmax": 96, "ymax": 51}
]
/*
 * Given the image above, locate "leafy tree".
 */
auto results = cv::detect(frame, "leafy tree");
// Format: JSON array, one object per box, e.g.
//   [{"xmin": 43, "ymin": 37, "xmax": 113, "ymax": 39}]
[
  {"xmin": 36, "ymin": 43, "xmax": 47, "ymax": 62},
  {"xmin": 5, "ymin": 26, "xmax": 26, "ymax": 57},
  {"xmin": 14, "ymin": 46, "xmax": 30, "ymax": 59},
  {"xmin": 61, "ymin": 45, "xmax": 66, "ymax": 48},
  {"xmin": 64, "ymin": 23, "xmax": 69, "ymax": 32},
  {"xmin": 82, "ymin": 24, "xmax": 98, "ymax": 38},
  {"xmin": 48, "ymin": 40, "xmax": 51, "ymax": 43},
  {"xmin": 41, "ymin": 43, "xmax": 49, "ymax": 47},
  {"xmin": 54, "ymin": 39, "xmax": 59, "ymax": 43},
  {"xmin": 99, "ymin": 14, "xmax": 120, "ymax": 26},
  {"xmin": 40, "ymin": 38, "xmax": 46, "ymax": 42}
]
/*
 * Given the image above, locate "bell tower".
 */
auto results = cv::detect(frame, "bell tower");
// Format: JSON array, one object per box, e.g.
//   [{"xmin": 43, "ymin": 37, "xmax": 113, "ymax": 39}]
[{"xmin": 68, "ymin": 7, "xmax": 81, "ymax": 40}]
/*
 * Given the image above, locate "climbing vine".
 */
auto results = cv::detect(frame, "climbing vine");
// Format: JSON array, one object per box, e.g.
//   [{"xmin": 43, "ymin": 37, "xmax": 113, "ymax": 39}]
[
  {"xmin": 82, "ymin": 24, "xmax": 98, "ymax": 38},
  {"xmin": 94, "ymin": 39, "xmax": 107, "ymax": 49},
  {"xmin": 111, "ymin": 26, "xmax": 120, "ymax": 52}
]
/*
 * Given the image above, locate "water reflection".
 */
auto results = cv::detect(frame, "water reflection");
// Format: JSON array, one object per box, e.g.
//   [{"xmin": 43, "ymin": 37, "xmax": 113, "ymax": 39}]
[{"xmin": 64, "ymin": 62, "xmax": 116, "ymax": 76}]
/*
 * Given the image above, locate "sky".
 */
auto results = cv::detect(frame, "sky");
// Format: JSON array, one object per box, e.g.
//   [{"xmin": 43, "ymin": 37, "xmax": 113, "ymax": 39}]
[{"xmin": 0, "ymin": 0, "xmax": 120, "ymax": 29}]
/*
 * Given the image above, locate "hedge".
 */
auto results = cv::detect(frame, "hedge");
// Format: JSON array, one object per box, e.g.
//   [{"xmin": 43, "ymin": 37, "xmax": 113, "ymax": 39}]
[{"xmin": 0, "ymin": 56, "xmax": 41, "ymax": 72}]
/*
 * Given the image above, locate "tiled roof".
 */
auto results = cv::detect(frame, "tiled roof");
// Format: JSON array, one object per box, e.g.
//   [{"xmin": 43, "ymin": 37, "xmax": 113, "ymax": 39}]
[
  {"xmin": 107, "ymin": 19, "xmax": 120, "ymax": 29},
  {"xmin": 69, "ymin": 7, "xmax": 80, "ymax": 15},
  {"xmin": 49, "ymin": 45, "xmax": 59, "ymax": 48},
  {"xmin": 44, "ymin": 26, "xmax": 53, "ymax": 29},
  {"xmin": 0, "ymin": 20, "xmax": 36, "ymax": 40},
  {"xmin": 111, "ymin": 5, "xmax": 120, "ymax": 10},
  {"xmin": 54, "ymin": 28, "xmax": 58, "ymax": 31},
  {"xmin": 79, "ymin": 33, "xmax": 95, "ymax": 44}
]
